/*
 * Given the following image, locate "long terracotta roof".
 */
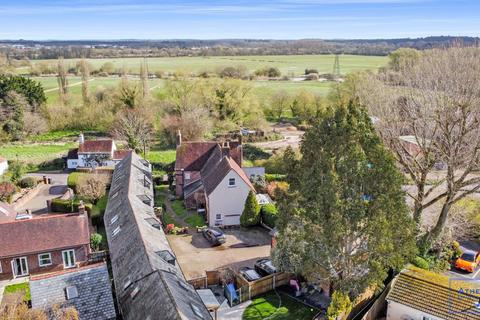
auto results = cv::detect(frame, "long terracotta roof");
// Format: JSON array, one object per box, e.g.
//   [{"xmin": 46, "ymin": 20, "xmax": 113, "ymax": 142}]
[
  {"xmin": 0, "ymin": 213, "xmax": 90, "ymax": 258},
  {"xmin": 78, "ymin": 140, "xmax": 113, "ymax": 154},
  {"xmin": 387, "ymin": 268, "xmax": 480, "ymax": 320},
  {"xmin": 175, "ymin": 140, "xmax": 242, "ymax": 171}
]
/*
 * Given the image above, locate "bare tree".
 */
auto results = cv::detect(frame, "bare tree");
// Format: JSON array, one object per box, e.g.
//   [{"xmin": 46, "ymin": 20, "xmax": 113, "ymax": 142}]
[
  {"xmin": 79, "ymin": 58, "xmax": 90, "ymax": 105},
  {"xmin": 57, "ymin": 57, "xmax": 68, "ymax": 105},
  {"xmin": 112, "ymin": 109, "xmax": 153, "ymax": 155},
  {"xmin": 76, "ymin": 174, "xmax": 108, "ymax": 205},
  {"xmin": 140, "ymin": 60, "xmax": 149, "ymax": 99},
  {"xmin": 356, "ymin": 47, "xmax": 480, "ymax": 251}
]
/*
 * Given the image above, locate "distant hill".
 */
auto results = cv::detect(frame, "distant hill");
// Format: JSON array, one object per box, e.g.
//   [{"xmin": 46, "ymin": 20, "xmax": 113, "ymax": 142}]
[{"xmin": 0, "ymin": 36, "xmax": 477, "ymax": 59}]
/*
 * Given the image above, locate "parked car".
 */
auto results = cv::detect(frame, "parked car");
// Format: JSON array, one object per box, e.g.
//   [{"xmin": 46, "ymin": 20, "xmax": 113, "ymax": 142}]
[
  {"xmin": 202, "ymin": 227, "xmax": 226, "ymax": 246},
  {"xmin": 455, "ymin": 251, "xmax": 480, "ymax": 273},
  {"xmin": 239, "ymin": 267, "xmax": 262, "ymax": 282},
  {"xmin": 254, "ymin": 258, "xmax": 277, "ymax": 276}
]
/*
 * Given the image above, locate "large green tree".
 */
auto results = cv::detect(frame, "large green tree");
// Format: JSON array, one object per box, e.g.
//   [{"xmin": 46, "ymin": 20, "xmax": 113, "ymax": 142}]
[
  {"xmin": 272, "ymin": 101, "xmax": 416, "ymax": 296},
  {"xmin": 0, "ymin": 75, "xmax": 46, "ymax": 108},
  {"xmin": 240, "ymin": 190, "xmax": 261, "ymax": 227}
]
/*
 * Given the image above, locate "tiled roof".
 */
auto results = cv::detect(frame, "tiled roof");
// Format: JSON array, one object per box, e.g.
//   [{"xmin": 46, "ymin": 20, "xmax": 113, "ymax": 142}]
[
  {"xmin": 113, "ymin": 149, "xmax": 132, "ymax": 160},
  {"xmin": 387, "ymin": 269, "xmax": 480, "ymax": 320},
  {"xmin": 67, "ymin": 148, "xmax": 78, "ymax": 160},
  {"xmin": 0, "ymin": 201, "xmax": 16, "ymax": 223},
  {"xmin": 104, "ymin": 152, "xmax": 212, "ymax": 320},
  {"xmin": 30, "ymin": 263, "xmax": 116, "ymax": 320},
  {"xmin": 78, "ymin": 140, "xmax": 113, "ymax": 154},
  {"xmin": 200, "ymin": 145, "xmax": 254, "ymax": 195},
  {"xmin": 0, "ymin": 213, "xmax": 90, "ymax": 258},
  {"xmin": 175, "ymin": 140, "xmax": 242, "ymax": 171}
]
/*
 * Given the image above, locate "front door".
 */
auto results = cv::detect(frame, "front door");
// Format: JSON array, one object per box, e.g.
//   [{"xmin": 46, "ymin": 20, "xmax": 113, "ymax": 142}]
[{"xmin": 11, "ymin": 257, "xmax": 28, "ymax": 278}]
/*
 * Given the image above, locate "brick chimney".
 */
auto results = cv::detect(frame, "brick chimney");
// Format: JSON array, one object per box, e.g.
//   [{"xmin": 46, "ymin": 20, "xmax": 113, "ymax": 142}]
[
  {"xmin": 78, "ymin": 200, "xmax": 86, "ymax": 215},
  {"xmin": 221, "ymin": 141, "xmax": 230, "ymax": 157},
  {"xmin": 176, "ymin": 130, "xmax": 182, "ymax": 146}
]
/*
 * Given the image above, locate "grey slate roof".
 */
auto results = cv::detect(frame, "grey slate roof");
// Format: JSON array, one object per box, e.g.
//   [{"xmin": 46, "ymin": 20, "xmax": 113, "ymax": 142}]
[
  {"xmin": 104, "ymin": 152, "xmax": 212, "ymax": 320},
  {"xmin": 30, "ymin": 263, "xmax": 116, "ymax": 320}
]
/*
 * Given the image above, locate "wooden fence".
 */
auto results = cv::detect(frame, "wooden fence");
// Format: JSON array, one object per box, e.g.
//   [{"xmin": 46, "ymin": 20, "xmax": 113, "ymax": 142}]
[
  {"xmin": 188, "ymin": 270, "xmax": 222, "ymax": 289},
  {"xmin": 236, "ymin": 272, "xmax": 291, "ymax": 302},
  {"xmin": 88, "ymin": 250, "xmax": 109, "ymax": 263}
]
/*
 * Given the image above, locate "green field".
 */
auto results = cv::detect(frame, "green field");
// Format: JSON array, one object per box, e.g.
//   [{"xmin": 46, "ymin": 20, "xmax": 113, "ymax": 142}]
[
  {"xmin": 31, "ymin": 54, "xmax": 386, "ymax": 76},
  {"xmin": 0, "ymin": 142, "xmax": 75, "ymax": 163}
]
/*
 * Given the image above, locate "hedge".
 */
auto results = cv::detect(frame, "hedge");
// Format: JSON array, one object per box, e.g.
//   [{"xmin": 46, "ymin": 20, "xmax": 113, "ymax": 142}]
[
  {"xmin": 19, "ymin": 177, "xmax": 38, "ymax": 188},
  {"xmin": 265, "ymin": 174, "xmax": 287, "ymax": 182},
  {"xmin": 50, "ymin": 198, "xmax": 92, "ymax": 214},
  {"xmin": 412, "ymin": 256, "xmax": 430, "ymax": 270},
  {"xmin": 261, "ymin": 203, "xmax": 278, "ymax": 228},
  {"xmin": 67, "ymin": 172, "xmax": 82, "ymax": 191}
]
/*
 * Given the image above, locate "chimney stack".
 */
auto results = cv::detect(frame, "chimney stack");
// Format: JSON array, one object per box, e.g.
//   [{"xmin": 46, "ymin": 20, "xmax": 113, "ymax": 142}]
[
  {"xmin": 221, "ymin": 141, "xmax": 230, "ymax": 157},
  {"xmin": 78, "ymin": 200, "xmax": 86, "ymax": 215},
  {"xmin": 176, "ymin": 130, "xmax": 182, "ymax": 146},
  {"xmin": 79, "ymin": 133, "xmax": 85, "ymax": 144}
]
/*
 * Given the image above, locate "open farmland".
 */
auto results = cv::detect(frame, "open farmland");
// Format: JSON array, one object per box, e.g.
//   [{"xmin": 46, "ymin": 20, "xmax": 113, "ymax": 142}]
[{"xmin": 30, "ymin": 54, "xmax": 387, "ymax": 76}]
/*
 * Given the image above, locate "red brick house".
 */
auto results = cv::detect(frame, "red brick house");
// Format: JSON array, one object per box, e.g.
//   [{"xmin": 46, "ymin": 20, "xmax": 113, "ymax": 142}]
[{"xmin": 0, "ymin": 211, "xmax": 91, "ymax": 279}]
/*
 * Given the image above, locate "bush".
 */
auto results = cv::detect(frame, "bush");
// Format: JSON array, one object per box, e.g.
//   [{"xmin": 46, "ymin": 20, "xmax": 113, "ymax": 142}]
[
  {"xmin": 50, "ymin": 198, "xmax": 92, "ymax": 213},
  {"xmin": 243, "ymin": 144, "xmax": 271, "ymax": 161},
  {"xmin": 305, "ymin": 73, "xmax": 319, "ymax": 81},
  {"xmin": 265, "ymin": 173, "xmax": 287, "ymax": 182},
  {"xmin": 240, "ymin": 191, "xmax": 261, "ymax": 227},
  {"xmin": 67, "ymin": 172, "xmax": 82, "ymax": 191},
  {"xmin": 305, "ymin": 68, "xmax": 319, "ymax": 75},
  {"xmin": 261, "ymin": 204, "xmax": 278, "ymax": 228},
  {"xmin": 19, "ymin": 177, "xmax": 38, "ymax": 188},
  {"xmin": 412, "ymin": 256, "xmax": 430, "ymax": 270},
  {"xmin": 90, "ymin": 233, "xmax": 103, "ymax": 251},
  {"xmin": 327, "ymin": 291, "xmax": 352, "ymax": 320},
  {"xmin": 0, "ymin": 181, "xmax": 16, "ymax": 203}
]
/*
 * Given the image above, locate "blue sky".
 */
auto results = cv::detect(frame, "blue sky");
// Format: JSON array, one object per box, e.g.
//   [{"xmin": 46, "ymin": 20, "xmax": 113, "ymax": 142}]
[{"xmin": 0, "ymin": 0, "xmax": 478, "ymax": 40}]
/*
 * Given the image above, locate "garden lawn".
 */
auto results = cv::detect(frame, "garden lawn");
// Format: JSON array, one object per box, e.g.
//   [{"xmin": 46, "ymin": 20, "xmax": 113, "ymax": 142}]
[
  {"xmin": 171, "ymin": 200, "xmax": 188, "ymax": 218},
  {"xmin": 146, "ymin": 149, "xmax": 176, "ymax": 164},
  {"xmin": 185, "ymin": 214, "xmax": 206, "ymax": 228},
  {"xmin": 4, "ymin": 282, "xmax": 31, "ymax": 302},
  {"xmin": 243, "ymin": 291, "xmax": 318, "ymax": 320},
  {"xmin": 0, "ymin": 143, "xmax": 75, "ymax": 164}
]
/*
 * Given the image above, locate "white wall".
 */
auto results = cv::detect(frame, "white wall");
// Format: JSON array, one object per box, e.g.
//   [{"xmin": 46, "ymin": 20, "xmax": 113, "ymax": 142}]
[
  {"xmin": 0, "ymin": 161, "xmax": 8, "ymax": 176},
  {"xmin": 67, "ymin": 159, "xmax": 78, "ymax": 169},
  {"xmin": 207, "ymin": 169, "xmax": 252, "ymax": 227},
  {"xmin": 387, "ymin": 301, "xmax": 443, "ymax": 320}
]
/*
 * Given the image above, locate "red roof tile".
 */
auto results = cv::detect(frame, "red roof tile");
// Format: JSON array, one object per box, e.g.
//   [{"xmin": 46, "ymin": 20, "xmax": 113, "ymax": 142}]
[
  {"xmin": 175, "ymin": 141, "xmax": 242, "ymax": 171},
  {"xmin": 0, "ymin": 213, "xmax": 90, "ymax": 258},
  {"xmin": 113, "ymin": 150, "xmax": 132, "ymax": 160},
  {"xmin": 78, "ymin": 140, "xmax": 113, "ymax": 153}
]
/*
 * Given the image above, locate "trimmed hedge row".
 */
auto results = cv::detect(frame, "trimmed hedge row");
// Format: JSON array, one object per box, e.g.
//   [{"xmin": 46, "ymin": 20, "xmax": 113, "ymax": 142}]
[
  {"xmin": 50, "ymin": 198, "xmax": 93, "ymax": 214},
  {"xmin": 265, "ymin": 174, "xmax": 287, "ymax": 182},
  {"xmin": 261, "ymin": 203, "xmax": 278, "ymax": 228}
]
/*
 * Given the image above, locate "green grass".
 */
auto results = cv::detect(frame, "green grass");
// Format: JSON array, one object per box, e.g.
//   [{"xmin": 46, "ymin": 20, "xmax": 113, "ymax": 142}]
[
  {"xmin": 243, "ymin": 291, "xmax": 318, "ymax": 320},
  {"xmin": 29, "ymin": 130, "xmax": 82, "ymax": 142},
  {"xmin": 162, "ymin": 211, "xmax": 176, "ymax": 225},
  {"xmin": 32, "ymin": 55, "xmax": 386, "ymax": 76},
  {"xmin": 4, "ymin": 282, "xmax": 31, "ymax": 302},
  {"xmin": 0, "ymin": 142, "xmax": 75, "ymax": 164},
  {"xmin": 154, "ymin": 185, "xmax": 168, "ymax": 207},
  {"xmin": 185, "ymin": 214, "xmax": 206, "ymax": 228},
  {"xmin": 146, "ymin": 149, "xmax": 176, "ymax": 164},
  {"xmin": 171, "ymin": 200, "xmax": 188, "ymax": 218}
]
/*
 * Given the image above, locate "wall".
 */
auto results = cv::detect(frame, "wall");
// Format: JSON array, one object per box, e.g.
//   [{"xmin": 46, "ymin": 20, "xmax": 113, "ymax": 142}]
[
  {"xmin": 386, "ymin": 301, "xmax": 442, "ymax": 320},
  {"xmin": 207, "ymin": 169, "xmax": 251, "ymax": 226},
  {"xmin": 0, "ymin": 245, "xmax": 89, "ymax": 279},
  {"xmin": 0, "ymin": 161, "xmax": 8, "ymax": 176},
  {"xmin": 243, "ymin": 167, "xmax": 265, "ymax": 179}
]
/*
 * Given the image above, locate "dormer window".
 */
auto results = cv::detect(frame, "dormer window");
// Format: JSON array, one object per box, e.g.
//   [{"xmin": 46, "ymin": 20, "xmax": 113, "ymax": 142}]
[{"xmin": 228, "ymin": 178, "xmax": 236, "ymax": 187}]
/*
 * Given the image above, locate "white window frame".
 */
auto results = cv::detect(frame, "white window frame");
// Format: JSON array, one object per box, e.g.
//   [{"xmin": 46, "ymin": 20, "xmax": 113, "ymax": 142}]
[
  {"xmin": 62, "ymin": 249, "xmax": 76, "ymax": 269},
  {"xmin": 38, "ymin": 253, "xmax": 52, "ymax": 267},
  {"xmin": 215, "ymin": 214, "xmax": 222, "ymax": 220},
  {"xmin": 228, "ymin": 178, "xmax": 236, "ymax": 186}
]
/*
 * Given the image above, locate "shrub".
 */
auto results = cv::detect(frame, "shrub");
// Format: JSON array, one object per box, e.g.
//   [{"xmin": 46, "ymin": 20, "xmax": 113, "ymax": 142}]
[
  {"xmin": 452, "ymin": 241, "xmax": 462, "ymax": 259},
  {"xmin": 412, "ymin": 256, "xmax": 430, "ymax": 270},
  {"xmin": 76, "ymin": 174, "xmax": 107, "ymax": 205},
  {"xmin": 243, "ymin": 144, "xmax": 271, "ymax": 161},
  {"xmin": 305, "ymin": 68, "xmax": 319, "ymax": 75},
  {"xmin": 265, "ymin": 173, "xmax": 287, "ymax": 182},
  {"xmin": 67, "ymin": 172, "xmax": 82, "ymax": 191},
  {"xmin": 240, "ymin": 191, "xmax": 261, "ymax": 227},
  {"xmin": 327, "ymin": 291, "xmax": 352, "ymax": 320},
  {"xmin": 8, "ymin": 161, "xmax": 26, "ymax": 184},
  {"xmin": 90, "ymin": 233, "xmax": 103, "ymax": 251},
  {"xmin": 261, "ymin": 204, "xmax": 278, "ymax": 228},
  {"xmin": 0, "ymin": 181, "xmax": 16, "ymax": 203},
  {"xmin": 50, "ymin": 198, "xmax": 92, "ymax": 213},
  {"xmin": 305, "ymin": 73, "xmax": 319, "ymax": 81},
  {"xmin": 19, "ymin": 177, "xmax": 38, "ymax": 188}
]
